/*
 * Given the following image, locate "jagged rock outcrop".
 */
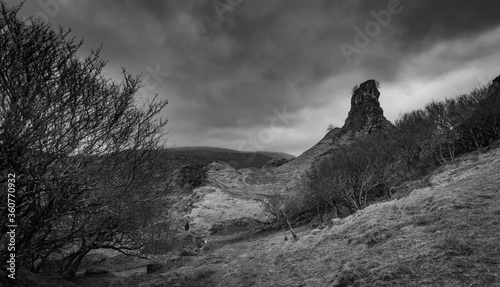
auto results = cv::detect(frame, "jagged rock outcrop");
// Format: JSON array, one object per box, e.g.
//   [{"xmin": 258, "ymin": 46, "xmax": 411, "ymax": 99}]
[
  {"xmin": 184, "ymin": 79, "xmax": 396, "ymax": 237},
  {"xmin": 341, "ymin": 79, "xmax": 394, "ymax": 137},
  {"xmin": 185, "ymin": 186, "xmax": 268, "ymax": 236},
  {"xmin": 274, "ymin": 79, "xmax": 394, "ymax": 179},
  {"xmin": 493, "ymin": 75, "xmax": 500, "ymax": 84},
  {"xmin": 489, "ymin": 75, "xmax": 500, "ymax": 95}
]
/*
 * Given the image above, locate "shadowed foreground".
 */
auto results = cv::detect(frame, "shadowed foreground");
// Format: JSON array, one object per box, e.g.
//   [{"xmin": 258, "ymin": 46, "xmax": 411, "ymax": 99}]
[{"xmin": 71, "ymin": 146, "xmax": 500, "ymax": 287}]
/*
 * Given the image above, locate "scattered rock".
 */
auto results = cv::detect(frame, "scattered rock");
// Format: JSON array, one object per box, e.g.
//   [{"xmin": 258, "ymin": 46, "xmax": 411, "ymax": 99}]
[
  {"xmin": 146, "ymin": 263, "xmax": 164, "ymax": 274},
  {"xmin": 84, "ymin": 268, "xmax": 110, "ymax": 276},
  {"xmin": 169, "ymin": 255, "xmax": 182, "ymax": 261},
  {"xmin": 310, "ymin": 229, "xmax": 322, "ymax": 235},
  {"xmin": 207, "ymin": 160, "xmax": 235, "ymax": 171},
  {"xmin": 180, "ymin": 248, "xmax": 198, "ymax": 257},
  {"xmin": 331, "ymin": 218, "xmax": 342, "ymax": 226},
  {"xmin": 209, "ymin": 223, "xmax": 226, "ymax": 234},
  {"xmin": 238, "ymin": 253, "xmax": 252, "ymax": 259}
]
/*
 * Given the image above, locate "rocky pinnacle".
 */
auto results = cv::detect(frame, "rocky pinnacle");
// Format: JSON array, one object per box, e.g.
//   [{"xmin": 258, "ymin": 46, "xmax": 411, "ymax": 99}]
[{"xmin": 341, "ymin": 79, "xmax": 393, "ymax": 135}]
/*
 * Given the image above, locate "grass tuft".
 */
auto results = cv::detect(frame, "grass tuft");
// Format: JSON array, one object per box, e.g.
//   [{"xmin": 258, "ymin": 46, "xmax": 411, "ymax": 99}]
[{"xmin": 435, "ymin": 237, "xmax": 475, "ymax": 257}]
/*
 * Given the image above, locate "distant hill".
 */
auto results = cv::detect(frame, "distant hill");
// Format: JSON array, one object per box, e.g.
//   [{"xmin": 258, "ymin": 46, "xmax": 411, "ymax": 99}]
[
  {"xmin": 257, "ymin": 151, "xmax": 296, "ymax": 160},
  {"xmin": 167, "ymin": 146, "xmax": 295, "ymax": 169}
]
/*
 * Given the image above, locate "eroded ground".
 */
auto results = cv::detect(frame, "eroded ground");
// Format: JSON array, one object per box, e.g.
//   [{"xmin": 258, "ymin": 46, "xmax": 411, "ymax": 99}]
[{"xmin": 76, "ymin": 147, "xmax": 500, "ymax": 287}]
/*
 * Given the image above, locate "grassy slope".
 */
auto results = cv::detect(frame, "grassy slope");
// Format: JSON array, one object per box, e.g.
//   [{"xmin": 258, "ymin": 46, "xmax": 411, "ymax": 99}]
[
  {"xmin": 125, "ymin": 146, "xmax": 500, "ymax": 287},
  {"xmin": 216, "ymin": 147, "xmax": 500, "ymax": 287}
]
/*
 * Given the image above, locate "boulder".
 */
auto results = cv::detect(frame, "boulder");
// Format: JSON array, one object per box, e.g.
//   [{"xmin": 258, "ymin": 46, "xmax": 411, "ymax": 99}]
[
  {"xmin": 180, "ymin": 248, "xmax": 198, "ymax": 257},
  {"xmin": 84, "ymin": 268, "xmax": 110, "ymax": 276},
  {"xmin": 146, "ymin": 263, "xmax": 164, "ymax": 274}
]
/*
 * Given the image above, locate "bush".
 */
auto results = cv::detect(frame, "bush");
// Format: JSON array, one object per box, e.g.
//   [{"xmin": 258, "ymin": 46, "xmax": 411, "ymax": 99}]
[
  {"xmin": 304, "ymin": 133, "xmax": 396, "ymax": 214},
  {"xmin": 456, "ymin": 84, "xmax": 500, "ymax": 152},
  {"xmin": 304, "ymin": 78, "xmax": 500, "ymax": 219},
  {"xmin": 394, "ymin": 83, "xmax": 497, "ymax": 167},
  {"xmin": 326, "ymin": 123, "xmax": 337, "ymax": 132},
  {"xmin": 176, "ymin": 164, "xmax": 207, "ymax": 189},
  {"xmin": 0, "ymin": 2, "xmax": 170, "ymax": 277},
  {"xmin": 352, "ymin": 84, "xmax": 359, "ymax": 95}
]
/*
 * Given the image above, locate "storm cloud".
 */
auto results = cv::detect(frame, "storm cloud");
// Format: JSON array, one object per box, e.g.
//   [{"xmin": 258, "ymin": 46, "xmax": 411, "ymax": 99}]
[{"xmin": 8, "ymin": 0, "xmax": 500, "ymax": 155}]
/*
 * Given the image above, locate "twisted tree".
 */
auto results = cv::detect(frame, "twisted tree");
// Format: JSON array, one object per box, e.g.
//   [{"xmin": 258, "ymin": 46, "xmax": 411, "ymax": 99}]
[{"xmin": 0, "ymin": 2, "xmax": 169, "ymax": 277}]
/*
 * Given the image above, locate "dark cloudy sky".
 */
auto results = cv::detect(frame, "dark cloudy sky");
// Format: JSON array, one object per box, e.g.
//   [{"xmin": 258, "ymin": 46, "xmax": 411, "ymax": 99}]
[{"xmin": 8, "ymin": 0, "xmax": 500, "ymax": 156}]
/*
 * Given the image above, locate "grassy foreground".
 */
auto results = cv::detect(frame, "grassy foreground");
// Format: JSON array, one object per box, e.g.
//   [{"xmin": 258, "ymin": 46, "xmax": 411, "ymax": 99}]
[
  {"xmin": 117, "ymin": 146, "xmax": 500, "ymax": 287},
  {"xmin": 32, "ymin": 145, "xmax": 495, "ymax": 287}
]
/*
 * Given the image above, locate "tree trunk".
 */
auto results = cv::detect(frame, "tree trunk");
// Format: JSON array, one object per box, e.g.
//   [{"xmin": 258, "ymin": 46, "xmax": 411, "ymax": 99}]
[
  {"xmin": 282, "ymin": 210, "xmax": 297, "ymax": 239},
  {"xmin": 286, "ymin": 218, "xmax": 297, "ymax": 239},
  {"xmin": 330, "ymin": 199, "xmax": 339, "ymax": 218},
  {"xmin": 317, "ymin": 205, "xmax": 323, "ymax": 227},
  {"xmin": 281, "ymin": 225, "xmax": 288, "ymax": 241}
]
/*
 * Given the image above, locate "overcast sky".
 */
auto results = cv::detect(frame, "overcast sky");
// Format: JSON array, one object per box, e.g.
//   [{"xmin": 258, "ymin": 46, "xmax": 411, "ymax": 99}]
[{"xmin": 8, "ymin": 0, "xmax": 500, "ymax": 156}]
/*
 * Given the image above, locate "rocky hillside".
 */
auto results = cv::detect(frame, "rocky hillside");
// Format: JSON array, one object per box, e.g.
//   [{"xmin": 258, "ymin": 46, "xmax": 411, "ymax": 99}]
[
  {"xmin": 183, "ymin": 79, "xmax": 394, "ymax": 240},
  {"xmin": 272, "ymin": 79, "xmax": 394, "ymax": 186},
  {"xmin": 76, "ymin": 133, "xmax": 500, "ymax": 287},
  {"xmin": 194, "ymin": 144, "xmax": 500, "ymax": 287},
  {"xmin": 23, "ymin": 77, "xmax": 500, "ymax": 287}
]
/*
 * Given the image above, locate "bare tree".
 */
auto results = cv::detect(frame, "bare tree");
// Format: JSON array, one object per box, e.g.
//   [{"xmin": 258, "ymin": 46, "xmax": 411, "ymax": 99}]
[
  {"xmin": 262, "ymin": 191, "xmax": 301, "ymax": 241},
  {"xmin": 0, "ymin": 2, "xmax": 170, "ymax": 277},
  {"xmin": 394, "ymin": 109, "xmax": 434, "ymax": 172},
  {"xmin": 305, "ymin": 133, "xmax": 395, "ymax": 214}
]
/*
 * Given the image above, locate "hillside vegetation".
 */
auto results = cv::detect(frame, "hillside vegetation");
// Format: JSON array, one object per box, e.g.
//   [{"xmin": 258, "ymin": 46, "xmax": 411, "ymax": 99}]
[
  {"xmin": 66, "ymin": 78, "xmax": 500, "ymax": 287},
  {"xmin": 284, "ymin": 78, "xmax": 500, "ymax": 222},
  {"xmin": 2, "ymin": 2, "xmax": 500, "ymax": 286},
  {"xmin": 70, "ymin": 144, "xmax": 500, "ymax": 287},
  {"xmin": 207, "ymin": 146, "xmax": 500, "ymax": 287}
]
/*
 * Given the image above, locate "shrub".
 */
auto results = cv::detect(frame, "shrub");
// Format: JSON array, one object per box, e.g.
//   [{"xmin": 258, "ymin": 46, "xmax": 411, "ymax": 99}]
[
  {"xmin": 305, "ymin": 78, "xmax": 499, "ymax": 219},
  {"xmin": 176, "ymin": 164, "xmax": 207, "ymax": 189},
  {"xmin": 0, "ymin": 2, "xmax": 171, "ymax": 277},
  {"xmin": 304, "ymin": 133, "xmax": 396, "ymax": 214},
  {"xmin": 394, "ymin": 82, "xmax": 497, "ymax": 167},
  {"xmin": 456, "ymin": 84, "xmax": 500, "ymax": 152},
  {"xmin": 352, "ymin": 84, "xmax": 359, "ymax": 94},
  {"xmin": 327, "ymin": 123, "xmax": 337, "ymax": 132}
]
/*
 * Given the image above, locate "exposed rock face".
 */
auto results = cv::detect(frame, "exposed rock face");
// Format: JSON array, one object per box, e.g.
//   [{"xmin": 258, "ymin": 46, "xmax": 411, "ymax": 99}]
[
  {"xmin": 493, "ymin": 75, "xmax": 500, "ymax": 84},
  {"xmin": 489, "ymin": 75, "xmax": 500, "ymax": 94},
  {"xmin": 274, "ymin": 80, "xmax": 394, "ymax": 186},
  {"xmin": 341, "ymin": 79, "xmax": 393, "ymax": 136},
  {"xmin": 186, "ymin": 186, "xmax": 268, "ymax": 236},
  {"xmin": 184, "ymin": 80, "xmax": 396, "ymax": 237}
]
